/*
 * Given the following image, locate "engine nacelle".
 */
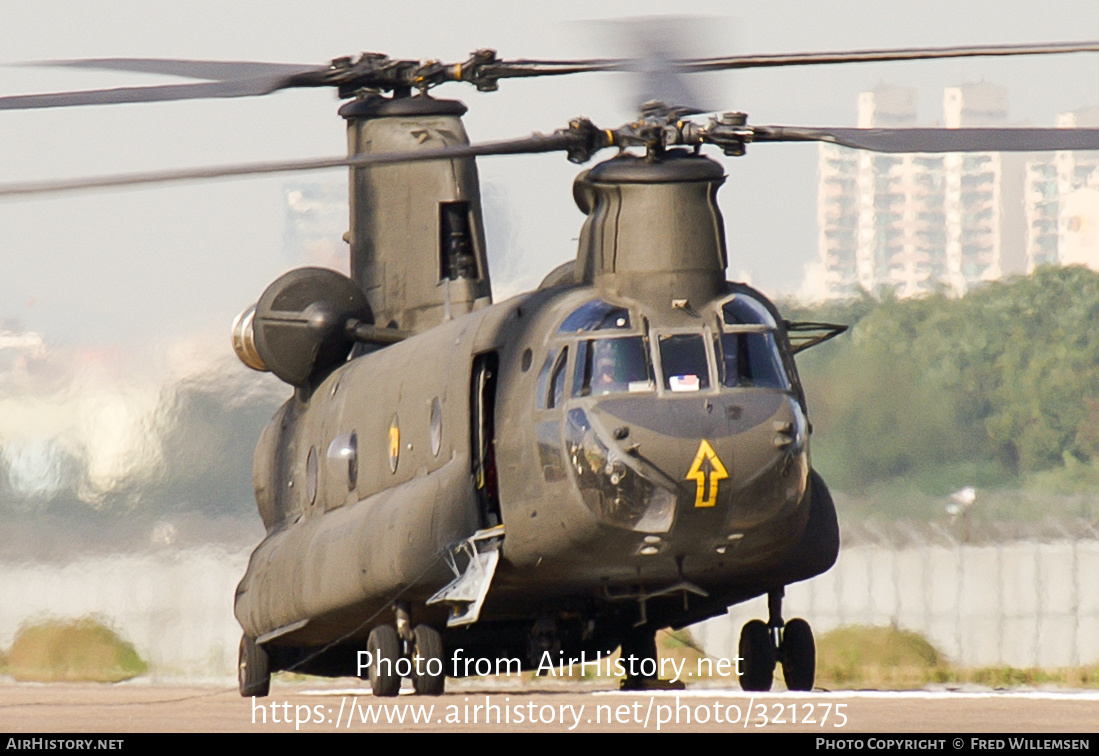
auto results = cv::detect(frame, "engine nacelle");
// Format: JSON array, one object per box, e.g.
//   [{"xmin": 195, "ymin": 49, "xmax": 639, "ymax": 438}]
[{"xmin": 232, "ymin": 267, "xmax": 372, "ymax": 387}]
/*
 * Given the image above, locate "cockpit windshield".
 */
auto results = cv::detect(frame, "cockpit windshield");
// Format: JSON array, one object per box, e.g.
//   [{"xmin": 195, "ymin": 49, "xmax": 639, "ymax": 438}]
[
  {"xmin": 573, "ymin": 337, "xmax": 655, "ymax": 397},
  {"xmin": 657, "ymin": 334, "xmax": 711, "ymax": 392},
  {"xmin": 545, "ymin": 295, "xmax": 791, "ymax": 405}
]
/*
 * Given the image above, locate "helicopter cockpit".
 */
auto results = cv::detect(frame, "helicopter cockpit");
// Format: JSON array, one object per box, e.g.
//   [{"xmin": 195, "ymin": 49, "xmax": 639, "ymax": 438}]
[
  {"xmin": 541, "ymin": 293, "xmax": 794, "ymax": 402},
  {"xmin": 533, "ymin": 292, "xmax": 805, "ymax": 535}
]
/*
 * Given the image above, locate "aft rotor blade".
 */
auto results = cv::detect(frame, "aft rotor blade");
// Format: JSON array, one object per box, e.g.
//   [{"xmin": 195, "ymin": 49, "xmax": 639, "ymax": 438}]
[
  {"xmin": 753, "ymin": 126, "xmax": 1099, "ymax": 153},
  {"xmin": 0, "ymin": 75, "xmax": 307, "ymax": 110},
  {"xmin": 0, "ymin": 133, "xmax": 582, "ymax": 198}
]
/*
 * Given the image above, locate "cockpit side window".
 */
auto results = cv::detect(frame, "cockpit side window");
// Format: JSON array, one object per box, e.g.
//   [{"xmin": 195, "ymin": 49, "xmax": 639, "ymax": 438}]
[
  {"xmin": 657, "ymin": 334, "xmax": 711, "ymax": 393},
  {"xmin": 537, "ymin": 346, "xmax": 570, "ymax": 410},
  {"xmin": 716, "ymin": 333, "xmax": 789, "ymax": 389},
  {"xmin": 549, "ymin": 346, "xmax": 569, "ymax": 408},
  {"xmin": 716, "ymin": 294, "xmax": 791, "ymax": 390},
  {"xmin": 536, "ymin": 347, "xmax": 559, "ymax": 410}
]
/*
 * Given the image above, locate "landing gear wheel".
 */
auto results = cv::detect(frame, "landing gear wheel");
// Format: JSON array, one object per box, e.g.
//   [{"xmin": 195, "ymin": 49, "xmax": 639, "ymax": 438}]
[
  {"xmin": 238, "ymin": 634, "xmax": 270, "ymax": 698},
  {"xmin": 411, "ymin": 625, "xmax": 446, "ymax": 696},
  {"xmin": 781, "ymin": 618, "xmax": 816, "ymax": 691},
  {"xmin": 366, "ymin": 625, "xmax": 402, "ymax": 697},
  {"xmin": 738, "ymin": 619, "xmax": 775, "ymax": 692}
]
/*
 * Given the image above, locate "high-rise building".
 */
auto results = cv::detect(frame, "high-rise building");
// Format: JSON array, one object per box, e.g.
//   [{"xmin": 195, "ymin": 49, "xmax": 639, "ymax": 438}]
[
  {"xmin": 942, "ymin": 84, "xmax": 1027, "ymax": 294},
  {"xmin": 1025, "ymin": 108, "xmax": 1099, "ymax": 272},
  {"xmin": 817, "ymin": 131, "xmax": 861, "ymax": 298},
  {"xmin": 816, "ymin": 83, "xmax": 1028, "ymax": 300},
  {"xmin": 820, "ymin": 85, "xmax": 925, "ymax": 298}
]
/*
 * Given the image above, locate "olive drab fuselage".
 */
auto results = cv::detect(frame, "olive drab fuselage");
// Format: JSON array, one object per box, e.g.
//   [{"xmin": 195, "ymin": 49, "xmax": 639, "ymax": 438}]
[
  {"xmin": 235, "ymin": 281, "xmax": 822, "ymax": 644},
  {"xmin": 233, "ymin": 94, "xmax": 839, "ymax": 670}
]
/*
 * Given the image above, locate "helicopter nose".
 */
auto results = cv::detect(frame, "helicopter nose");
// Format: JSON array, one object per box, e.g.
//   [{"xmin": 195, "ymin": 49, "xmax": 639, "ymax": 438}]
[{"xmin": 584, "ymin": 391, "xmax": 808, "ymax": 534}]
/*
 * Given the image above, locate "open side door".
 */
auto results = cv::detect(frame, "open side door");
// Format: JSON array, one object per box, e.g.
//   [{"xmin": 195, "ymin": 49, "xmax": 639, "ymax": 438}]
[{"xmin": 470, "ymin": 351, "xmax": 502, "ymax": 529}]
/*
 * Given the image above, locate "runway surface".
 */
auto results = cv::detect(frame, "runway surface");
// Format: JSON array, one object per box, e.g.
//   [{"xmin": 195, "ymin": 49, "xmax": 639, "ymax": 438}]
[{"xmin": 3, "ymin": 680, "xmax": 1098, "ymax": 733}]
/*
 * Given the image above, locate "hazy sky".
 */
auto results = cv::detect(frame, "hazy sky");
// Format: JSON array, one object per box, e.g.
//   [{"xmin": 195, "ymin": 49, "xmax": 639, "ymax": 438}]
[
  {"xmin": 3, "ymin": 0, "xmax": 1099, "ymax": 351},
  {"xmin": 3, "ymin": 0, "xmax": 1099, "ymax": 690}
]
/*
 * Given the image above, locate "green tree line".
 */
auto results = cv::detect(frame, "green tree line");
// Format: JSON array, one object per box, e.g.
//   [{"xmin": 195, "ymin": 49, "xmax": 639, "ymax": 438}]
[{"xmin": 786, "ymin": 266, "xmax": 1099, "ymax": 493}]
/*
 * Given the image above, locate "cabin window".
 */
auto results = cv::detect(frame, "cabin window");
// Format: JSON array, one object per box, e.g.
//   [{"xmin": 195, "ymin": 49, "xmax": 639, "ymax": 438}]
[
  {"xmin": 326, "ymin": 432, "xmax": 358, "ymax": 495},
  {"xmin": 306, "ymin": 446, "xmax": 318, "ymax": 505},
  {"xmin": 430, "ymin": 399, "xmax": 443, "ymax": 456}
]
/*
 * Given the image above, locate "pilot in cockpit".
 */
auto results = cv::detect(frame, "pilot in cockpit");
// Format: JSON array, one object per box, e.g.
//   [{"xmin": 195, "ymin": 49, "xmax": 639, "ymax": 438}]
[{"xmin": 589, "ymin": 338, "xmax": 652, "ymax": 395}]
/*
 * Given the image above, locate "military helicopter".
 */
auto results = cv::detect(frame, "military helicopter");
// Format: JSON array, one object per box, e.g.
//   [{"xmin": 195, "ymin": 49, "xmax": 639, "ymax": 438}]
[{"xmin": 5, "ymin": 40, "xmax": 1099, "ymax": 698}]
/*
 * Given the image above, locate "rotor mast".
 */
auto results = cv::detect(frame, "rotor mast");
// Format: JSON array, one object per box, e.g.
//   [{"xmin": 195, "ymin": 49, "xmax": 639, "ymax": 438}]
[{"xmin": 573, "ymin": 150, "xmax": 729, "ymax": 306}]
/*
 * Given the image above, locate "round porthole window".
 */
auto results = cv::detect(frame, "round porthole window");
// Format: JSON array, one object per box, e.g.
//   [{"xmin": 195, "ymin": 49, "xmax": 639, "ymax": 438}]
[{"xmin": 327, "ymin": 432, "xmax": 358, "ymax": 491}]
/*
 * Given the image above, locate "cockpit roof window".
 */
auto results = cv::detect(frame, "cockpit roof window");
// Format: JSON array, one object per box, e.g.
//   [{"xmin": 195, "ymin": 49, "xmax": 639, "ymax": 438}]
[
  {"xmin": 558, "ymin": 300, "xmax": 631, "ymax": 334},
  {"xmin": 721, "ymin": 295, "xmax": 777, "ymax": 328}
]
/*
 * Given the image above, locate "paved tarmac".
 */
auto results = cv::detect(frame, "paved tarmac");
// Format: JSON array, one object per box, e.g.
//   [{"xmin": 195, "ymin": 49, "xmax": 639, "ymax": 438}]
[{"xmin": 3, "ymin": 680, "xmax": 1097, "ymax": 733}]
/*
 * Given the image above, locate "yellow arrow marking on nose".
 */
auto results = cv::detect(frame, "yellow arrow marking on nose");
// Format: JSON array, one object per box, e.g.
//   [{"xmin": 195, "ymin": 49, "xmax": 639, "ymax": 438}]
[{"xmin": 686, "ymin": 440, "xmax": 729, "ymax": 508}]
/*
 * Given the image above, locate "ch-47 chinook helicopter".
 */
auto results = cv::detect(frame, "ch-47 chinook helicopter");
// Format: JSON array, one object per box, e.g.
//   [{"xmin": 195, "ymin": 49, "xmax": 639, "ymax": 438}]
[{"xmin": 5, "ymin": 40, "xmax": 1099, "ymax": 698}]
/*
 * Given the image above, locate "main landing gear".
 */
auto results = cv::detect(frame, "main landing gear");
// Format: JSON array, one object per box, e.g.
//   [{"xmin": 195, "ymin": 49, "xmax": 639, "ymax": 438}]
[
  {"xmin": 363, "ymin": 603, "xmax": 446, "ymax": 697},
  {"xmin": 238, "ymin": 634, "xmax": 270, "ymax": 697},
  {"xmin": 737, "ymin": 587, "xmax": 816, "ymax": 692}
]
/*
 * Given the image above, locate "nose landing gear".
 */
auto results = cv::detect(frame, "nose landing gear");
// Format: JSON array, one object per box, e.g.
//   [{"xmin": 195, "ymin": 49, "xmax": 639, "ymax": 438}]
[
  {"xmin": 737, "ymin": 588, "xmax": 816, "ymax": 692},
  {"xmin": 737, "ymin": 619, "xmax": 775, "ymax": 691},
  {"xmin": 780, "ymin": 617, "xmax": 816, "ymax": 691}
]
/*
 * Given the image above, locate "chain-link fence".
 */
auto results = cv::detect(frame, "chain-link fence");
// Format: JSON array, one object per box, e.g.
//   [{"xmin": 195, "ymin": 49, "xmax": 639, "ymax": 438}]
[
  {"xmin": 694, "ymin": 520, "xmax": 1099, "ymax": 668},
  {"xmin": 4, "ymin": 521, "xmax": 1098, "ymax": 677}
]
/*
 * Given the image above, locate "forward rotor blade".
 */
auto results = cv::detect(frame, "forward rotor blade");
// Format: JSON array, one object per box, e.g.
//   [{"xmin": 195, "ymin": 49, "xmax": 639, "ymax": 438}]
[
  {"xmin": 753, "ymin": 126, "xmax": 1099, "ymax": 153},
  {"xmin": 27, "ymin": 58, "xmax": 320, "ymax": 81},
  {"xmin": 483, "ymin": 40, "xmax": 1099, "ymax": 79},
  {"xmin": 0, "ymin": 133, "xmax": 581, "ymax": 199},
  {"xmin": 675, "ymin": 40, "xmax": 1099, "ymax": 72}
]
